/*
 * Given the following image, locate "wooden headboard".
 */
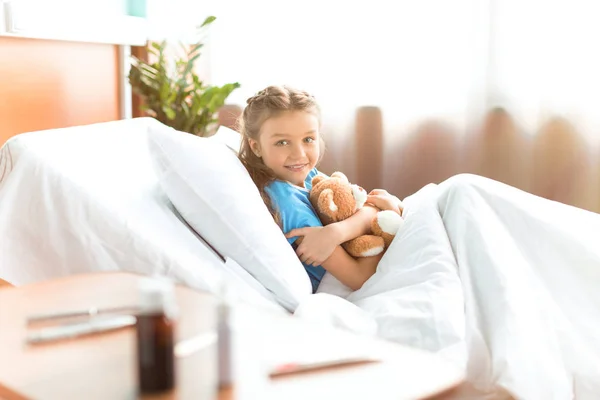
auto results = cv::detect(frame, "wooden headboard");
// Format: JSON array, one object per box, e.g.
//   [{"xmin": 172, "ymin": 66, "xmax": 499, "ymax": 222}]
[{"xmin": 0, "ymin": 37, "xmax": 121, "ymax": 146}]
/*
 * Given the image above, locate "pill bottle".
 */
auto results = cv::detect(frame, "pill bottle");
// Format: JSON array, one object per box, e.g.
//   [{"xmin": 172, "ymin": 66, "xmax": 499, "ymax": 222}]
[{"xmin": 136, "ymin": 277, "xmax": 178, "ymax": 394}]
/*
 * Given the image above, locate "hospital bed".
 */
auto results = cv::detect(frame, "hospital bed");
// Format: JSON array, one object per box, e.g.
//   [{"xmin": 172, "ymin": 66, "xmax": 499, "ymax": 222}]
[{"xmin": 2, "ymin": 118, "xmax": 600, "ymax": 399}]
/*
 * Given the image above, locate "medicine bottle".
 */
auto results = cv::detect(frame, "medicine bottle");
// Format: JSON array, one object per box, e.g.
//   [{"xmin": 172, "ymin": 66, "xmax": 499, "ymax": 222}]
[
  {"xmin": 136, "ymin": 277, "xmax": 178, "ymax": 394},
  {"xmin": 217, "ymin": 298, "xmax": 233, "ymax": 388}
]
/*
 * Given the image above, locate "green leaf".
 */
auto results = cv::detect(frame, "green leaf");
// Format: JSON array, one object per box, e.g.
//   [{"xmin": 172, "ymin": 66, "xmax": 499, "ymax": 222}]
[
  {"xmin": 162, "ymin": 106, "xmax": 176, "ymax": 120},
  {"xmin": 147, "ymin": 45, "xmax": 158, "ymax": 57},
  {"xmin": 205, "ymin": 83, "xmax": 241, "ymax": 112},
  {"xmin": 188, "ymin": 42, "xmax": 204, "ymax": 57},
  {"xmin": 183, "ymin": 114, "xmax": 197, "ymax": 133},
  {"xmin": 183, "ymin": 53, "xmax": 201, "ymax": 77},
  {"xmin": 199, "ymin": 16, "xmax": 216, "ymax": 28},
  {"xmin": 192, "ymin": 74, "xmax": 204, "ymax": 88},
  {"xmin": 187, "ymin": 53, "xmax": 201, "ymax": 67},
  {"xmin": 167, "ymin": 91, "xmax": 177, "ymax": 104},
  {"xmin": 150, "ymin": 42, "xmax": 163, "ymax": 52},
  {"xmin": 128, "ymin": 17, "xmax": 239, "ymax": 135},
  {"xmin": 140, "ymin": 64, "xmax": 158, "ymax": 78}
]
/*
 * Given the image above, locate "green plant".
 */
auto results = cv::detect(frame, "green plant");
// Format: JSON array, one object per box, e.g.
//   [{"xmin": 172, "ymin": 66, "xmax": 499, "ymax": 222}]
[{"xmin": 129, "ymin": 16, "xmax": 240, "ymax": 137}]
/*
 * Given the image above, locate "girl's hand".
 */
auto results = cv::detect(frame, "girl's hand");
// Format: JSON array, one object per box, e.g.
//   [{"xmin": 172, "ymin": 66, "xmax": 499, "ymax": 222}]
[
  {"xmin": 366, "ymin": 189, "xmax": 404, "ymax": 216},
  {"xmin": 285, "ymin": 225, "xmax": 341, "ymax": 267}
]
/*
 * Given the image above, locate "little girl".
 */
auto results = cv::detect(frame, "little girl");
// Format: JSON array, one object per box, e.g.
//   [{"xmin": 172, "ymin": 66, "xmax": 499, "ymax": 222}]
[{"xmin": 238, "ymin": 85, "xmax": 402, "ymax": 292}]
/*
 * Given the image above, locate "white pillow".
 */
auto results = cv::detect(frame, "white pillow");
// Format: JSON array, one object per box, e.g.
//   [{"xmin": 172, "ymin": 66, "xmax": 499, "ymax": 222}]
[
  {"xmin": 208, "ymin": 125, "xmax": 242, "ymax": 154},
  {"xmin": 147, "ymin": 124, "xmax": 312, "ymax": 311}
]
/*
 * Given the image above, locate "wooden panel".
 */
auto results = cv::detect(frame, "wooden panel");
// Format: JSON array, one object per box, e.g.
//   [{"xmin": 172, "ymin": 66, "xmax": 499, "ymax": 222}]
[
  {"xmin": 355, "ymin": 107, "xmax": 383, "ymax": 191},
  {"xmin": 351, "ymin": 107, "xmax": 600, "ymax": 213},
  {"xmin": 385, "ymin": 120, "xmax": 461, "ymax": 199},
  {"xmin": 531, "ymin": 117, "xmax": 598, "ymax": 212},
  {"xmin": 463, "ymin": 108, "xmax": 532, "ymax": 192},
  {"xmin": 0, "ymin": 37, "xmax": 120, "ymax": 146},
  {"xmin": 0, "ymin": 278, "xmax": 13, "ymax": 289},
  {"xmin": 130, "ymin": 44, "xmax": 148, "ymax": 118},
  {"xmin": 217, "ymin": 104, "xmax": 243, "ymax": 131}
]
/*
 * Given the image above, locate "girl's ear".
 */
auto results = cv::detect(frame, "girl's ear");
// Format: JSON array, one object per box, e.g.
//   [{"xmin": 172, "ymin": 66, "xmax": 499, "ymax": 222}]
[{"xmin": 248, "ymin": 138, "xmax": 261, "ymax": 157}]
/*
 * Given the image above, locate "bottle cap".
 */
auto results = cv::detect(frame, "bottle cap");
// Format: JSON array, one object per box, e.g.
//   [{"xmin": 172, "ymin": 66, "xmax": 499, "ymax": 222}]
[{"xmin": 138, "ymin": 277, "xmax": 178, "ymax": 317}]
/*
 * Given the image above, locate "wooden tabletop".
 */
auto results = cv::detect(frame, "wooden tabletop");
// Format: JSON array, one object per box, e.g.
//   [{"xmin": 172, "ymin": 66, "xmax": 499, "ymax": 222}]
[{"xmin": 0, "ymin": 272, "xmax": 468, "ymax": 400}]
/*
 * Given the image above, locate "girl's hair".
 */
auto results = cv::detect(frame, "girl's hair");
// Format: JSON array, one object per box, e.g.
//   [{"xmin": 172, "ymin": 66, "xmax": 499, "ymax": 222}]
[{"xmin": 238, "ymin": 85, "xmax": 324, "ymax": 225}]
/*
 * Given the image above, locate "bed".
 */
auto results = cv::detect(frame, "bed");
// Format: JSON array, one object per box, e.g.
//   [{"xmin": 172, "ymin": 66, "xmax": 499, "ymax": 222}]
[{"xmin": 1, "ymin": 118, "xmax": 600, "ymax": 400}]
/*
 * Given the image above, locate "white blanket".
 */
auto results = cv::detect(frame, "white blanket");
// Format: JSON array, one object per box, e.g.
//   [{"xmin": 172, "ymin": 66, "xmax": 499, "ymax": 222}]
[{"xmin": 317, "ymin": 174, "xmax": 600, "ymax": 399}]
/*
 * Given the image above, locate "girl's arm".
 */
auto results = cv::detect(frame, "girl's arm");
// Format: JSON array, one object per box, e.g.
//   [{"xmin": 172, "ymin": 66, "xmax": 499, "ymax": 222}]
[
  {"xmin": 322, "ymin": 247, "xmax": 382, "ymax": 291},
  {"xmin": 286, "ymin": 205, "xmax": 379, "ymax": 266},
  {"xmin": 326, "ymin": 204, "xmax": 379, "ymax": 244},
  {"xmin": 295, "ymin": 237, "xmax": 381, "ymax": 291}
]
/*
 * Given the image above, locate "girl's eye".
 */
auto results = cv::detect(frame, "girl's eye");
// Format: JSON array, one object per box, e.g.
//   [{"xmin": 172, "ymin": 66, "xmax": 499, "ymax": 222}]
[
  {"xmin": 275, "ymin": 140, "xmax": 288, "ymax": 146},
  {"xmin": 304, "ymin": 137, "xmax": 315, "ymax": 143}
]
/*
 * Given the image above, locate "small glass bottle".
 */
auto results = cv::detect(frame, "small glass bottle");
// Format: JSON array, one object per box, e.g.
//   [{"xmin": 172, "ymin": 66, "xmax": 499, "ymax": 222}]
[
  {"xmin": 136, "ymin": 277, "xmax": 178, "ymax": 394},
  {"xmin": 217, "ymin": 298, "xmax": 233, "ymax": 389},
  {"xmin": 217, "ymin": 282, "xmax": 236, "ymax": 389}
]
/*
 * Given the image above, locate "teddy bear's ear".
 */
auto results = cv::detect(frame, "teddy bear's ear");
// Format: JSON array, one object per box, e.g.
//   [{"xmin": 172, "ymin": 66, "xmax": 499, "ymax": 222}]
[
  {"xmin": 311, "ymin": 174, "xmax": 326, "ymax": 187},
  {"xmin": 318, "ymin": 188, "xmax": 338, "ymax": 216},
  {"xmin": 331, "ymin": 171, "xmax": 349, "ymax": 184}
]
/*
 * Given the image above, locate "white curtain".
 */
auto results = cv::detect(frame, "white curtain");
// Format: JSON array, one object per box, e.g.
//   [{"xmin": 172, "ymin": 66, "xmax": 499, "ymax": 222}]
[
  {"xmin": 151, "ymin": 0, "xmax": 600, "ymax": 196},
  {"xmin": 488, "ymin": 0, "xmax": 600, "ymax": 137},
  {"xmin": 203, "ymin": 0, "xmax": 600, "ymax": 125}
]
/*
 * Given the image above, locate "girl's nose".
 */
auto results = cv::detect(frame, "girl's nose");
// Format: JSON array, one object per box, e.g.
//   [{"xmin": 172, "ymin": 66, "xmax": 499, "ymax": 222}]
[{"xmin": 291, "ymin": 144, "xmax": 306, "ymax": 158}]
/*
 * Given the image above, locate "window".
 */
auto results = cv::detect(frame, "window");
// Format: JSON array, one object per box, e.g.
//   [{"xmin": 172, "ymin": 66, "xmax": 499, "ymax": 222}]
[{"xmin": 0, "ymin": 0, "xmax": 147, "ymax": 45}]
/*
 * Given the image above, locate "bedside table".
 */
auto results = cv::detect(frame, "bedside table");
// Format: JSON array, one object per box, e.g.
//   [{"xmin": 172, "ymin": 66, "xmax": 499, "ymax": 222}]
[{"xmin": 0, "ymin": 272, "xmax": 466, "ymax": 399}]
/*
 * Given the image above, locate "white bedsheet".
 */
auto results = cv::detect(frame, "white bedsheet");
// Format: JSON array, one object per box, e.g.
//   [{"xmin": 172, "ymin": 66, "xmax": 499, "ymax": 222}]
[
  {"xmin": 315, "ymin": 174, "xmax": 600, "ymax": 399},
  {"xmin": 0, "ymin": 119, "xmax": 283, "ymax": 313}
]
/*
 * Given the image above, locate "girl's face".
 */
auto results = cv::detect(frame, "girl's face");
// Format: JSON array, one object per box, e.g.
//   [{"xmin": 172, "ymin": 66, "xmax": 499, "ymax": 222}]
[{"xmin": 250, "ymin": 110, "xmax": 320, "ymax": 187}]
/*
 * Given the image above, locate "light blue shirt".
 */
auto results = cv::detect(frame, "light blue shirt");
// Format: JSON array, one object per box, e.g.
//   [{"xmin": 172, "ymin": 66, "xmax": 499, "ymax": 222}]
[{"xmin": 265, "ymin": 168, "xmax": 326, "ymax": 292}]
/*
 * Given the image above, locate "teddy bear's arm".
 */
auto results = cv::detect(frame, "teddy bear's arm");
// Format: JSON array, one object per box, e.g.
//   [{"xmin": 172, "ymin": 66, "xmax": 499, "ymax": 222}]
[
  {"xmin": 342, "ymin": 235, "xmax": 385, "ymax": 257},
  {"xmin": 371, "ymin": 210, "xmax": 404, "ymax": 248}
]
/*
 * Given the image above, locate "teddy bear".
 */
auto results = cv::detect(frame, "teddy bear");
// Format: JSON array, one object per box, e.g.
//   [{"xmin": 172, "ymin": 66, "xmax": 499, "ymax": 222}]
[{"xmin": 309, "ymin": 171, "xmax": 404, "ymax": 258}]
